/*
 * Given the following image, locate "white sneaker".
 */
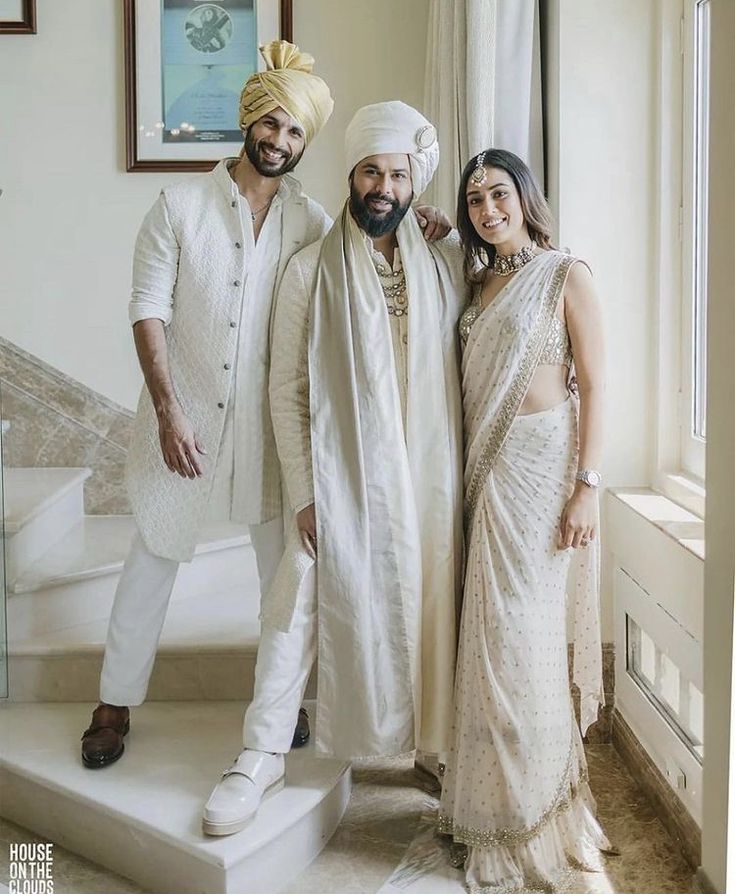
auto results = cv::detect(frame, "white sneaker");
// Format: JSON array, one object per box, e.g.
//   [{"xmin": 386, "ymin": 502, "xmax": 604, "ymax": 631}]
[{"xmin": 202, "ymin": 750, "xmax": 285, "ymax": 836}]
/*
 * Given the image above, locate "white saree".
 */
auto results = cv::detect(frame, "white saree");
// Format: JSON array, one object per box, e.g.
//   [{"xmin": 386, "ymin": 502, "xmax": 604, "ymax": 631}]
[{"xmin": 439, "ymin": 250, "xmax": 609, "ymax": 893}]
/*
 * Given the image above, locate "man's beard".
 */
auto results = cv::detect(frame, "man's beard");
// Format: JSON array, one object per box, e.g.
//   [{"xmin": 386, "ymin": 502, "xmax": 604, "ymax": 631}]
[
  {"xmin": 243, "ymin": 128, "xmax": 303, "ymax": 178},
  {"xmin": 349, "ymin": 183, "xmax": 412, "ymax": 238}
]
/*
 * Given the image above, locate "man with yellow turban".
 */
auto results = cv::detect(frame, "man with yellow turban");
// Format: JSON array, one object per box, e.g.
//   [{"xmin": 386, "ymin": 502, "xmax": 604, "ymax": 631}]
[
  {"xmin": 199, "ymin": 100, "xmax": 466, "ymax": 836},
  {"xmin": 79, "ymin": 40, "xmax": 335, "ymax": 771}
]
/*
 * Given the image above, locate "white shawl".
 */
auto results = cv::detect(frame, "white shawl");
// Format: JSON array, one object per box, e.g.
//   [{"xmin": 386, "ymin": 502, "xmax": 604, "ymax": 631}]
[{"xmin": 308, "ymin": 207, "xmax": 464, "ymax": 758}]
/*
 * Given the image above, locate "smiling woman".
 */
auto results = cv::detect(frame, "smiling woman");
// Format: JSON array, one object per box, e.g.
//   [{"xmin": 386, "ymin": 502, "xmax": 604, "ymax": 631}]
[
  {"xmin": 439, "ymin": 148, "xmax": 609, "ymax": 893},
  {"xmin": 457, "ymin": 148, "xmax": 555, "ymax": 286}
]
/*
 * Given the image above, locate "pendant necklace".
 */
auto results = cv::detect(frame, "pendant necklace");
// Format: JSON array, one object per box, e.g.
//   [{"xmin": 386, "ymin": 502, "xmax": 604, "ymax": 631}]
[{"xmin": 249, "ymin": 197, "xmax": 274, "ymax": 222}]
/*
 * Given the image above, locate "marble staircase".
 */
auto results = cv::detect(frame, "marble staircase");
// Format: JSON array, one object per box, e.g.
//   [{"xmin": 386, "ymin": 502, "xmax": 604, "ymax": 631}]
[
  {"xmin": 4, "ymin": 465, "xmax": 262, "ymax": 700},
  {"xmin": 1, "ymin": 463, "xmax": 349, "ymax": 893},
  {"xmin": 5, "ymin": 467, "xmax": 91, "ymax": 584},
  {"xmin": 0, "ymin": 410, "xmax": 267, "ymax": 699},
  {"xmin": 0, "ymin": 701, "xmax": 351, "ymax": 894}
]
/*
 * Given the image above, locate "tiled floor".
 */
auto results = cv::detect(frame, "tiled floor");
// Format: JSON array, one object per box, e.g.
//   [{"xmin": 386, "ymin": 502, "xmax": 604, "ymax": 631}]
[{"xmin": 0, "ymin": 745, "xmax": 694, "ymax": 894}]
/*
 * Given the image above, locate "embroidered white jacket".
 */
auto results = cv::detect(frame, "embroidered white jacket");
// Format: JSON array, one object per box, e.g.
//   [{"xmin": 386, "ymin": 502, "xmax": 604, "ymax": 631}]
[{"xmin": 126, "ymin": 159, "xmax": 331, "ymax": 561}]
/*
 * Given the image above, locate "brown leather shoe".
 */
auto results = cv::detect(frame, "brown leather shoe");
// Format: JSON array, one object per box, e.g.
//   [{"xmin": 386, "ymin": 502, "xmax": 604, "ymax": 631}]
[
  {"xmin": 290, "ymin": 707, "xmax": 310, "ymax": 749},
  {"xmin": 81, "ymin": 704, "xmax": 130, "ymax": 769}
]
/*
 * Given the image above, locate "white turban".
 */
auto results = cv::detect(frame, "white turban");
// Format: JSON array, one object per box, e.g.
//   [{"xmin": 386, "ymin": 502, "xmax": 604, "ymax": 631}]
[{"xmin": 344, "ymin": 101, "xmax": 439, "ymax": 198}]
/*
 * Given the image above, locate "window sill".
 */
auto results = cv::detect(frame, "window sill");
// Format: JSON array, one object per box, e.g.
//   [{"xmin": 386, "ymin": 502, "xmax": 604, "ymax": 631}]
[
  {"xmin": 653, "ymin": 471, "xmax": 705, "ymax": 521},
  {"xmin": 608, "ymin": 487, "xmax": 705, "ymax": 561}
]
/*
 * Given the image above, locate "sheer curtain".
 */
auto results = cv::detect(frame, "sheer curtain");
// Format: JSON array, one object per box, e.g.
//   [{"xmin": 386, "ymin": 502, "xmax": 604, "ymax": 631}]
[{"xmin": 423, "ymin": 0, "xmax": 543, "ymax": 213}]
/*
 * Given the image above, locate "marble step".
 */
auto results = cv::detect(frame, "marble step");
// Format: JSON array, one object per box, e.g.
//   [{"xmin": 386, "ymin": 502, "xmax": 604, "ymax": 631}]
[
  {"xmin": 4, "ymin": 467, "xmax": 91, "ymax": 582},
  {"xmin": 7, "ymin": 515, "xmax": 257, "ymax": 642},
  {"xmin": 0, "ymin": 701, "xmax": 351, "ymax": 894},
  {"xmin": 8, "ymin": 585, "xmax": 274, "ymax": 702}
]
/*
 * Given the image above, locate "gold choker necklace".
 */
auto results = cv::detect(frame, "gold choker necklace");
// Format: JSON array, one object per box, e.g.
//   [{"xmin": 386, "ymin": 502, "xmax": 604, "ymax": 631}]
[{"xmin": 491, "ymin": 243, "xmax": 536, "ymax": 277}]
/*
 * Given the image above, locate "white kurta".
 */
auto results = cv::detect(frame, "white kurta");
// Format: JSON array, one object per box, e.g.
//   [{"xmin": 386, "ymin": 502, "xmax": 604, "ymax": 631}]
[
  {"xmin": 209, "ymin": 189, "xmax": 283, "ymax": 521},
  {"xmin": 372, "ymin": 243, "xmax": 409, "ymax": 424},
  {"xmin": 126, "ymin": 159, "xmax": 331, "ymax": 560}
]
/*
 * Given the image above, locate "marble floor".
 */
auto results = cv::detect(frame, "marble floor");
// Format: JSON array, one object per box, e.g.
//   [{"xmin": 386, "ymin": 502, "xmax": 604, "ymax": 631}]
[{"xmin": 0, "ymin": 745, "xmax": 694, "ymax": 894}]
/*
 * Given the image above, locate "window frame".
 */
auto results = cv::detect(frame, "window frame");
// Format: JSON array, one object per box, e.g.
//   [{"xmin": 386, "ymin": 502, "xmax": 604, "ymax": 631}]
[
  {"xmin": 654, "ymin": 0, "xmax": 708, "ymax": 518},
  {"xmin": 680, "ymin": 0, "xmax": 710, "ymax": 481}
]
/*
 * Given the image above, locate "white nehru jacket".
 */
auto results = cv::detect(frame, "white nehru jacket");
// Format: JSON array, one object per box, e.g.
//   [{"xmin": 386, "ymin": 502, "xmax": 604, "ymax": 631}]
[{"xmin": 126, "ymin": 160, "xmax": 331, "ymax": 561}]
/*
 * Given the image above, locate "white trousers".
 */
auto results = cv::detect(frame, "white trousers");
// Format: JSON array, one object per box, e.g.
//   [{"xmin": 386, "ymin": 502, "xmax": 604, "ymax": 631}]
[
  {"xmin": 242, "ymin": 564, "xmax": 318, "ymax": 753},
  {"xmin": 99, "ymin": 517, "xmax": 284, "ymax": 707}
]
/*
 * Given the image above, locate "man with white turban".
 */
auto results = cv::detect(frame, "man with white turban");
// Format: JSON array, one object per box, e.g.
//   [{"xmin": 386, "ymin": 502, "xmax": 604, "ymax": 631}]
[
  {"xmin": 79, "ymin": 40, "xmax": 335, "ymax": 771},
  {"xmin": 200, "ymin": 100, "xmax": 466, "ymax": 835}
]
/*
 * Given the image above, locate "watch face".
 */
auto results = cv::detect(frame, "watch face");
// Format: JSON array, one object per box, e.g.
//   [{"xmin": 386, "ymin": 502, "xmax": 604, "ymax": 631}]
[{"xmin": 586, "ymin": 471, "xmax": 602, "ymax": 487}]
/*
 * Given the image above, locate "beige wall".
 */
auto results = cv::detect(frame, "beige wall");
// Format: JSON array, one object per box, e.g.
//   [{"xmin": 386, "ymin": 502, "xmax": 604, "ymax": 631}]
[
  {"xmin": 0, "ymin": 0, "xmax": 664, "ymax": 647},
  {"xmin": 551, "ymin": 0, "xmax": 659, "ymax": 641},
  {"xmin": 556, "ymin": 0, "xmax": 657, "ymax": 488},
  {"xmin": 0, "ymin": 0, "xmax": 429, "ymax": 410},
  {"xmin": 701, "ymin": 1, "xmax": 735, "ymax": 889},
  {"xmin": 293, "ymin": 0, "xmax": 430, "ymax": 218}
]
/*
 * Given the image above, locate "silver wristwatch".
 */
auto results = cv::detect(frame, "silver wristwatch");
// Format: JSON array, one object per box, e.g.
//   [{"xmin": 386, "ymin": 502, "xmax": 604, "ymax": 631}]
[{"xmin": 576, "ymin": 469, "xmax": 602, "ymax": 488}]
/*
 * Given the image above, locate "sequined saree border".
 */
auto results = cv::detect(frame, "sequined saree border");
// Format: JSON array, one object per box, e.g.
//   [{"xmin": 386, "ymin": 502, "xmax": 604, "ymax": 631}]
[
  {"xmin": 436, "ymin": 736, "xmax": 589, "ymax": 850},
  {"xmin": 466, "ymin": 866, "xmax": 578, "ymax": 894},
  {"xmin": 464, "ymin": 255, "xmax": 577, "ymax": 529}
]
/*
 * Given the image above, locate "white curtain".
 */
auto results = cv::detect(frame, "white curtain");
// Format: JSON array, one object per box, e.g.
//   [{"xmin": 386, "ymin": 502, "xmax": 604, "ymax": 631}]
[{"xmin": 423, "ymin": 0, "xmax": 543, "ymax": 214}]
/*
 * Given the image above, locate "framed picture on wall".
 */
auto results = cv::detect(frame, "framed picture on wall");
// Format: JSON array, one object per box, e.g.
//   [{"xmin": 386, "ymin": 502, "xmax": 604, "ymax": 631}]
[
  {"xmin": 0, "ymin": 0, "xmax": 36, "ymax": 34},
  {"xmin": 124, "ymin": 0, "xmax": 293, "ymax": 172}
]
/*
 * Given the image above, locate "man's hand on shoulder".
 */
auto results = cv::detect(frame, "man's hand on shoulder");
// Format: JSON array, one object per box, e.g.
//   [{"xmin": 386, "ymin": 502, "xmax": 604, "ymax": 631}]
[
  {"xmin": 415, "ymin": 205, "xmax": 453, "ymax": 241},
  {"xmin": 157, "ymin": 402, "xmax": 207, "ymax": 479}
]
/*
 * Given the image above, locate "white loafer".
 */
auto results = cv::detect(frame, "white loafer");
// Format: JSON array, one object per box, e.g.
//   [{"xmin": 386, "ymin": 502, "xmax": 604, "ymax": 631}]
[{"xmin": 202, "ymin": 750, "xmax": 285, "ymax": 836}]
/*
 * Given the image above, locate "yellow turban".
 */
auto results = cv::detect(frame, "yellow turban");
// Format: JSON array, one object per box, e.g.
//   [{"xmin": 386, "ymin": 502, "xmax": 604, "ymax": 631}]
[{"xmin": 239, "ymin": 40, "xmax": 333, "ymax": 144}]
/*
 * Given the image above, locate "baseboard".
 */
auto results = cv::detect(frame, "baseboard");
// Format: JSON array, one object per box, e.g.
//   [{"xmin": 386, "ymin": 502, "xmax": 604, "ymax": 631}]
[{"xmin": 613, "ymin": 709, "xmax": 701, "ymax": 870}]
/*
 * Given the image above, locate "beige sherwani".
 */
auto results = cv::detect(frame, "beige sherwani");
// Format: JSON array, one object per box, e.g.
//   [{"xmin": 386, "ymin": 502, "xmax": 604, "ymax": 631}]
[
  {"xmin": 270, "ymin": 235, "xmax": 412, "ymax": 511},
  {"xmin": 269, "ymin": 221, "xmax": 467, "ymax": 757}
]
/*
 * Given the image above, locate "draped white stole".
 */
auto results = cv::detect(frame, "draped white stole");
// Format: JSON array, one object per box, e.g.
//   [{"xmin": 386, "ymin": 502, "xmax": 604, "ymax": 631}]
[{"xmin": 308, "ymin": 207, "xmax": 463, "ymax": 758}]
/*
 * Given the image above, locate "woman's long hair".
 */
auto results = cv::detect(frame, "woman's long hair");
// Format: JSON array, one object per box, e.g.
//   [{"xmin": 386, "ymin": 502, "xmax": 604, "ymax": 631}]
[{"xmin": 456, "ymin": 148, "xmax": 555, "ymax": 285}]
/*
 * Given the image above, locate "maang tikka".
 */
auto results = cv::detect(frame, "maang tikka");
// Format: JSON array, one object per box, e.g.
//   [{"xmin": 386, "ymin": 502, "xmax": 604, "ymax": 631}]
[{"xmin": 470, "ymin": 151, "xmax": 487, "ymax": 185}]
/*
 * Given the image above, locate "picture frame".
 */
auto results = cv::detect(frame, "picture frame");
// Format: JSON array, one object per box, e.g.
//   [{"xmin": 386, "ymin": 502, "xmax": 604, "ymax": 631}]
[
  {"xmin": 0, "ymin": 0, "xmax": 36, "ymax": 34},
  {"xmin": 124, "ymin": 0, "xmax": 293, "ymax": 172}
]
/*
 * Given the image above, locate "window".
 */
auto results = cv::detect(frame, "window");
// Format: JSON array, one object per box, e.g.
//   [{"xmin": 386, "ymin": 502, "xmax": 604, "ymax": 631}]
[
  {"xmin": 627, "ymin": 616, "xmax": 704, "ymax": 762},
  {"xmin": 680, "ymin": 0, "xmax": 711, "ymax": 481},
  {"xmin": 614, "ymin": 563, "xmax": 703, "ymax": 821},
  {"xmin": 654, "ymin": 1, "xmax": 710, "ymax": 514}
]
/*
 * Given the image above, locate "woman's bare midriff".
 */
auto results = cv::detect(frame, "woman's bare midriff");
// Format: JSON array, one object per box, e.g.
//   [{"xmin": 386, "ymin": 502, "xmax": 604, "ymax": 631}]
[{"xmin": 518, "ymin": 364, "xmax": 570, "ymax": 415}]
